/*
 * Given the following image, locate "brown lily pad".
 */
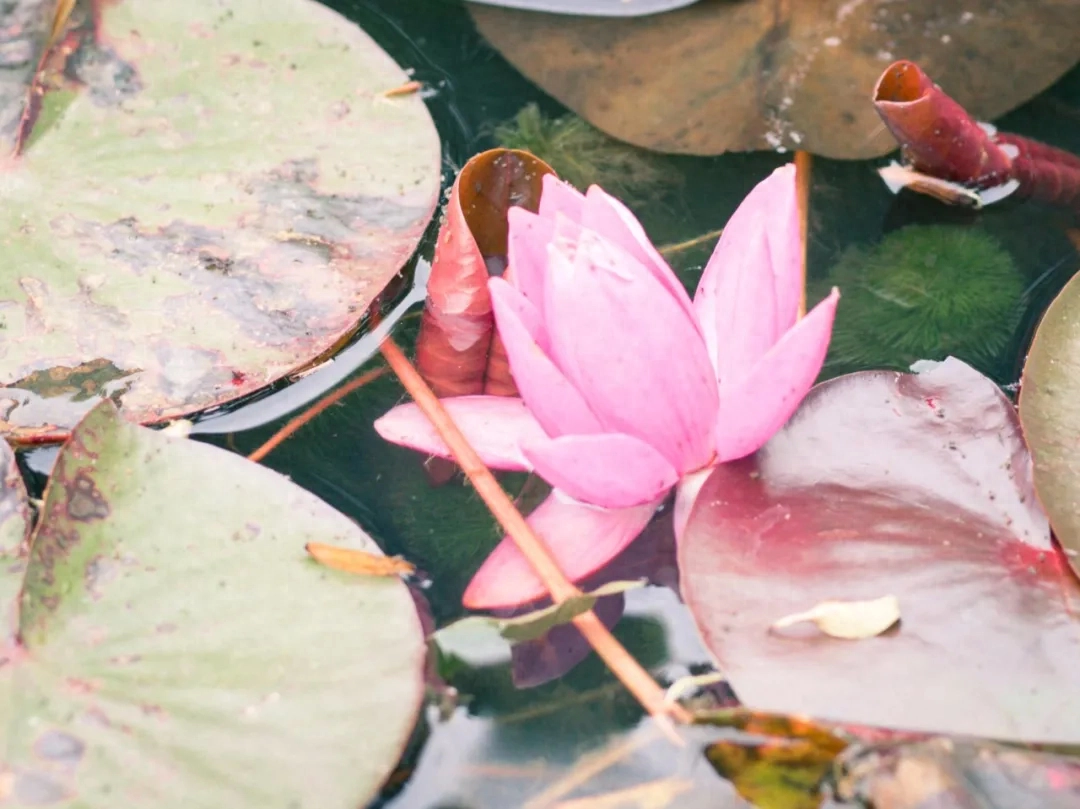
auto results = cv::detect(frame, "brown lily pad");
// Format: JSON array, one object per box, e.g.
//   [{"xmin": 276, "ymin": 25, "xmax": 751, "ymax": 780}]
[
  {"xmin": 0, "ymin": 0, "xmax": 440, "ymax": 444},
  {"xmin": 467, "ymin": 0, "xmax": 1080, "ymax": 159}
]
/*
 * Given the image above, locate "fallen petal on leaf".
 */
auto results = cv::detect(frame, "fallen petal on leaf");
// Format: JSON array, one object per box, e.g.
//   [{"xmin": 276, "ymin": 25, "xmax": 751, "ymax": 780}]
[
  {"xmin": 306, "ymin": 542, "xmax": 416, "ymax": 578},
  {"xmin": 771, "ymin": 595, "xmax": 901, "ymax": 640}
]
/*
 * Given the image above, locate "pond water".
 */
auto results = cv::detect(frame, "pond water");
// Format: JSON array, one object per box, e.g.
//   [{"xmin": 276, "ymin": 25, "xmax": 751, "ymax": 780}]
[{"xmin": 18, "ymin": 1, "xmax": 1079, "ymax": 805}]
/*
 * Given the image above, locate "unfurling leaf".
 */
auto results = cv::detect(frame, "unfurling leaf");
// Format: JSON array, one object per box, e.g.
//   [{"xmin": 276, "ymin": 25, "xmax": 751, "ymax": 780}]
[
  {"xmin": 306, "ymin": 542, "xmax": 415, "ymax": 578},
  {"xmin": 771, "ymin": 595, "xmax": 901, "ymax": 640}
]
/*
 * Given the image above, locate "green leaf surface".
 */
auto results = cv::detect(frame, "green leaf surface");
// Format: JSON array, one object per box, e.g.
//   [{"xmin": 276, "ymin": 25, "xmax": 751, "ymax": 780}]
[
  {"xmin": 0, "ymin": 0, "xmax": 440, "ymax": 444},
  {"xmin": 0, "ymin": 401, "xmax": 426, "ymax": 807},
  {"xmin": 1020, "ymin": 269, "xmax": 1080, "ymax": 580}
]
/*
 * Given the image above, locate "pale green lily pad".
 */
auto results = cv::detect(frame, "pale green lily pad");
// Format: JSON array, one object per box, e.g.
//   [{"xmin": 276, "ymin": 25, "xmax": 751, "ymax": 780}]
[
  {"xmin": 1020, "ymin": 271, "xmax": 1080, "ymax": 580},
  {"xmin": 0, "ymin": 401, "xmax": 426, "ymax": 807},
  {"xmin": 0, "ymin": 0, "xmax": 440, "ymax": 444}
]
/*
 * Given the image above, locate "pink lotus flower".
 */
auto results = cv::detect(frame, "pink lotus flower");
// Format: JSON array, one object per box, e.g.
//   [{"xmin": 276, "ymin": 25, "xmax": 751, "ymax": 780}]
[{"xmin": 376, "ymin": 165, "xmax": 839, "ymax": 609}]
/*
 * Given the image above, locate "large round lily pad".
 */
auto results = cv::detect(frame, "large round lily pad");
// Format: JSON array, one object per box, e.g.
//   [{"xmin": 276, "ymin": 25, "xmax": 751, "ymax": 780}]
[
  {"xmin": 0, "ymin": 0, "xmax": 440, "ymax": 443},
  {"xmin": 0, "ymin": 401, "xmax": 427, "ymax": 807},
  {"xmin": 468, "ymin": 0, "xmax": 1080, "ymax": 158},
  {"xmin": 1020, "ymin": 269, "xmax": 1080, "ymax": 581},
  {"xmin": 680, "ymin": 359, "xmax": 1080, "ymax": 742}
]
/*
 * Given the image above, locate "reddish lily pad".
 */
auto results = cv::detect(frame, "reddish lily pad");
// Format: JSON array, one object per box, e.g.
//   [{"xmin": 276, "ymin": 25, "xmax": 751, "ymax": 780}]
[
  {"xmin": 0, "ymin": 401, "xmax": 427, "ymax": 807},
  {"xmin": 0, "ymin": 0, "xmax": 440, "ymax": 444},
  {"xmin": 1020, "ymin": 270, "xmax": 1080, "ymax": 580},
  {"xmin": 679, "ymin": 358, "xmax": 1080, "ymax": 741},
  {"xmin": 467, "ymin": 0, "xmax": 1080, "ymax": 158}
]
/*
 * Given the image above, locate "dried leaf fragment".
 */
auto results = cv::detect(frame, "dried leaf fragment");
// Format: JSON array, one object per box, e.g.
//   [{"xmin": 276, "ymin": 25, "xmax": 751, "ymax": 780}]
[
  {"xmin": 771, "ymin": 595, "xmax": 900, "ymax": 640},
  {"xmin": 306, "ymin": 542, "xmax": 415, "ymax": 578}
]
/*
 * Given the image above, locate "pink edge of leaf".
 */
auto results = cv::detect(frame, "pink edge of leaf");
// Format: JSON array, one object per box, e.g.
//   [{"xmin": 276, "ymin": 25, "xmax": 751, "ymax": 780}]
[
  {"xmin": 373, "ymin": 396, "xmax": 545, "ymax": 471},
  {"xmin": 462, "ymin": 493, "xmax": 662, "ymax": 610}
]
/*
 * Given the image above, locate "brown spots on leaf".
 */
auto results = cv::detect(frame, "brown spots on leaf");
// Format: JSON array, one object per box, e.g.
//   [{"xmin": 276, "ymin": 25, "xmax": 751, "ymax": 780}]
[
  {"xmin": 65, "ymin": 677, "xmax": 99, "ymax": 695},
  {"xmin": 64, "ymin": 473, "xmax": 109, "ymax": 522}
]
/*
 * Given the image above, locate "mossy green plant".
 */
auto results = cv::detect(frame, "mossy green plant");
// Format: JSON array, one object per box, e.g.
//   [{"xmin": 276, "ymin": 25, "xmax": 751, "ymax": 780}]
[
  {"xmin": 809, "ymin": 225, "xmax": 1025, "ymax": 380},
  {"xmin": 494, "ymin": 103, "xmax": 680, "ymax": 204}
]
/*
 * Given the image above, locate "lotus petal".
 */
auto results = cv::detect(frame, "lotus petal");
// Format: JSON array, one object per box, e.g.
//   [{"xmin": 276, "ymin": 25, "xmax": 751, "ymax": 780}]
[
  {"xmin": 462, "ymin": 493, "xmax": 660, "ymax": 609},
  {"xmin": 543, "ymin": 229, "xmax": 718, "ymax": 472},
  {"xmin": 714, "ymin": 289, "xmax": 839, "ymax": 462},
  {"xmin": 522, "ymin": 432, "xmax": 679, "ymax": 508},
  {"xmin": 695, "ymin": 164, "xmax": 802, "ymax": 385},
  {"xmin": 581, "ymin": 185, "xmax": 699, "ymax": 324},
  {"xmin": 374, "ymin": 396, "xmax": 547, "ymax": 471},
  {"xmin": 489, "ymin": 278, "xmax": 604, "ymax": 437}
]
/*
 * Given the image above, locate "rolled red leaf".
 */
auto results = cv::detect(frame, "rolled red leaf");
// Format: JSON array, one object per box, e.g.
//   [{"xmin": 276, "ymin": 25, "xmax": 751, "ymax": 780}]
[
  {"xmin": 873, "ymin": 60, "xmax": 1012, "ymax": 189},
  {"xmin": 414, "ymin": 148, "xmax": 556, "ymax": 399},
  {"xmin": 874, "ymin": 60, "xmax": 1080, "ymax": 209}
]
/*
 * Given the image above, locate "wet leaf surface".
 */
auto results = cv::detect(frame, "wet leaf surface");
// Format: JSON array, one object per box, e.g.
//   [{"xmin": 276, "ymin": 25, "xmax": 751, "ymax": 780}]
[
  {"xmin": 679, "ymin": 358, "xmax": 1080, "ymax": 741},
  {"xmin": 834, "ymin": 737, "xmax": 1080, "ymax": 809},
  {"xmin": 1020, "ymin": 268, "xmax": 1080, "ymax": 580},
  {"xmin": 0, "ymin": 401, "xmax": 427, "ymax": 807},
  {"xmin": 468, "ymin": 0, "xmax": 1080, "ymax": 158},
  {"xmin": 0, "ymin": 0, "xmax": 440, "ymax": 444}
]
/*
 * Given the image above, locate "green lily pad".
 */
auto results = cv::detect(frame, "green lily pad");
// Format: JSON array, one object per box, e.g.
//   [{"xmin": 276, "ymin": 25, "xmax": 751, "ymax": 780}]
[
  {"xmin": 0, "ymin": 400, "xmax": 427, "ymax": 807},
  {"xmin": 1020, "ymin": 270, "xmax": 1080, "ymax": 580},
  {"xmin": 0, "ymin": 0, "xmax": 440, "ymax": 444}
]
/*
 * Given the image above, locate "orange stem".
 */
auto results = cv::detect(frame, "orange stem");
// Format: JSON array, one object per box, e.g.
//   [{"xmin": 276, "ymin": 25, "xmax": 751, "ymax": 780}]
[
  {"xmin": 247, "ymin": 366, "xmax": 387, "ymax": 463},
  {"xmin": 379, "ymin": 337, "xmax": 689, "ymax": 725},
  {"xmin": 795, "ymin": 150, "xmax": 812, "ymax": 319}
]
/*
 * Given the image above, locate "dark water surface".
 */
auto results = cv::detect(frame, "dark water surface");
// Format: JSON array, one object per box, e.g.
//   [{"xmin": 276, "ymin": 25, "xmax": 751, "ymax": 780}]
[{"xmin": 35, "ymin": 1, "xmax": 1079, "ymax": 805}]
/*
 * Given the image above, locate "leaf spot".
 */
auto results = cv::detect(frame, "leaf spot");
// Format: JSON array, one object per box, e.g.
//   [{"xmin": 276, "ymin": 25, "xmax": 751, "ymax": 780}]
[{"xmin": 65, "ymin": 473, "xmax": 109, "ymax": 522}]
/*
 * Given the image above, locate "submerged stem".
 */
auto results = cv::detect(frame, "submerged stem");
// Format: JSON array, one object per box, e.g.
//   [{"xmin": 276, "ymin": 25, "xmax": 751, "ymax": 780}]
[
  {"xmin": 379, "ymin": 337, "xmax": 690, "ymax": 729},
  {"xmin": 247, "ymin": 366, "xmax": 387, "ymax": 463}
]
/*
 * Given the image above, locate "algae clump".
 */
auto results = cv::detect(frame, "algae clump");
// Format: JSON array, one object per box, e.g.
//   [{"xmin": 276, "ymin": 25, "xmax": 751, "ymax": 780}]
[
  {"xmin": 810, "ymin": 225, "xmax": 1024, "ymax": 380},
  {"xmin": 494, "ymin": 103, "xmax": 679, "ymax": 203}
]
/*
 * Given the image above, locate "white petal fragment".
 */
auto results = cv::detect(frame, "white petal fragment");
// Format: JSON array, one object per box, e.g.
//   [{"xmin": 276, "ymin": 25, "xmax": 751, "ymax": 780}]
[{"xmin": 770, "ymin": 595, "xmax": 901, "ymax": 640}]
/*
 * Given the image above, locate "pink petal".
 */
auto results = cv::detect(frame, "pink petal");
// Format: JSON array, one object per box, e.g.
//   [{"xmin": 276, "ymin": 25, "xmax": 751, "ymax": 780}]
[
  {"xmin": 506, "ymin": 207, "xmax": 553, "ymax": 311},
  {"xmin": 714, "ymin": 288, "xmax": 839, "ymax": 462},
  {"xmin": 537, "ymin": 173, "xmax": 586, "ymax": 222},
  {"xmin": 373, "ymin": 396, "xmax": 547, "ymax": 471},
  {"xmin": 521, "ymin": 432, "xmax": 679, "ymax": 508},
  {"xmin": 581, "ymin": 186, "xmax": 699, "ymax": 325},
  {"xmin": 462, "ymin": 493, "xmax": 661, "ymax": 609},
  {"xmin": 489, "ymin": 278, "xmax": 603, "ymax": 437},
  {"xmin": 694, "ymin": 164, "xmax": 802, "ymax": 385},
  {"xmin": 543, "ymin": 229, "xmax": 718, "ymax": 473}
]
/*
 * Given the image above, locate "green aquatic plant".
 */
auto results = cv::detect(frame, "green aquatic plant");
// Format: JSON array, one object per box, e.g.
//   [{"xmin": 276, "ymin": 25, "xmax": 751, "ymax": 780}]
[
  {"xmin": 809, "ymin": 225, "xmax": 1025, "ymax": 380},
  {"xmin": 494, "ymin": 103, "xmax": 680, "ymax": 203}
]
